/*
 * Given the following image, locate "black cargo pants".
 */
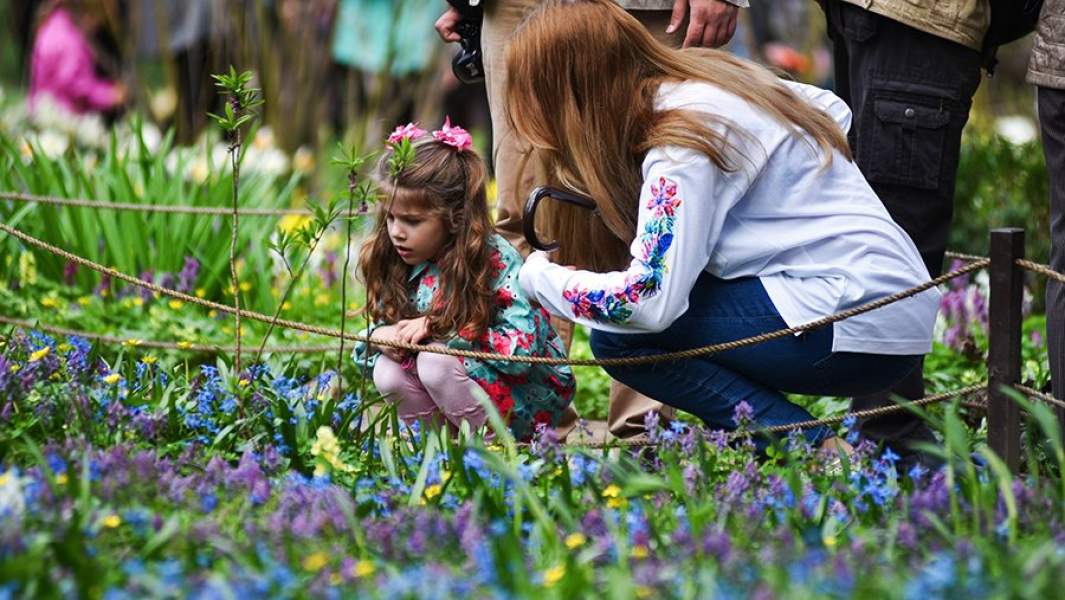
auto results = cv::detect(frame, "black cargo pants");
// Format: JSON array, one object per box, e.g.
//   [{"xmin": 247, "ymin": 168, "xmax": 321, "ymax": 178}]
[{"xmin": 821, "ymin": 1, "xmax": 983, "ymax": 451}]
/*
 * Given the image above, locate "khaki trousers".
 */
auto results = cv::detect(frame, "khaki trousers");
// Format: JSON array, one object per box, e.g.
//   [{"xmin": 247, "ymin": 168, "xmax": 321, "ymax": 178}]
[{"xmin": 483, "ymin": 1, "xmax": 682, "ymax": 438}]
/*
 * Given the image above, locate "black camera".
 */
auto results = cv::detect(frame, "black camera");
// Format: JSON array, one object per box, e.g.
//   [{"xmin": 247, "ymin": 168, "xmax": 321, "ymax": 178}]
[{"xmin": 446, "ymin": 0, "xmax": 484, "ymax": 84}]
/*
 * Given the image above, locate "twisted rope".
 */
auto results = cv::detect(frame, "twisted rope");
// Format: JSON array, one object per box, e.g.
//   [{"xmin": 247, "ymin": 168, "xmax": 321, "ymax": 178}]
[
  {"xmin": 0, "ymin": 222, "xmax": 987, "ymax": 367},
  {"xmin": 560, "ymin": 384, "xmax": 988, "ymax": 449},
  {"xmin": 0, "ymin": 190, "xmax": 311, "ymax": 217},
  {"xmin": 945, "ymin": 250, "xmax": 989, "ymax": 263},
  {"xmin": 1015, "ymin": 383, "xmax": 1065, "ymax": 410},
  {"xmin": 1016, "ymin": 259, "xmax": 1065, "ymax": 285},
  {"xmin": 0, "ymin": 315, "xmax": 337, "ymax": 354}
]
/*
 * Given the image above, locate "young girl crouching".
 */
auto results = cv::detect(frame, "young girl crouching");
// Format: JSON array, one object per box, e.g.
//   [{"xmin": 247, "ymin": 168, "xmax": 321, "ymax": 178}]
[{"xmin": 353, "ymin": 121, "xmax": 576, "ymax": 440}]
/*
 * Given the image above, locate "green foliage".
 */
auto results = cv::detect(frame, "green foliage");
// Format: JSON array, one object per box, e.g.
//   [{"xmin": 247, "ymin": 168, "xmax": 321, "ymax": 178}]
[
  {"xmin": 0, "ymin": 120, "xmax": 299, "ymax": 311},
  {"xmin": 953, "ymin": 132, "xmax": 1050, "ymax": 267},
  {"xmin": 207, "ymin": 68, "xmax": 264, "ymax": 138}
]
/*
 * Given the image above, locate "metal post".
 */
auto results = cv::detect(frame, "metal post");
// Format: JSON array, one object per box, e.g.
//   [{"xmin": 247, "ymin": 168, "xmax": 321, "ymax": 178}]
[{"xmin": 988, "ymin": 228, "xmax": 1025, "ymax": 472}]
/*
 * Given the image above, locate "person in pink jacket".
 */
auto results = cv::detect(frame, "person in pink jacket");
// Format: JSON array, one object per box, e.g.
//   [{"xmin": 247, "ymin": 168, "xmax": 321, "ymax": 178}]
[{"xmin": 29, "ymin": 0, "xmax": 126, "ymax": 116}]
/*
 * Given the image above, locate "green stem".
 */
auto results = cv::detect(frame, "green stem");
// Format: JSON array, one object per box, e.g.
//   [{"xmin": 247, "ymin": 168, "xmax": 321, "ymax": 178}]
[{"xmin": 337, "ymin": 174, "xmax": 357, "ymax": 404}]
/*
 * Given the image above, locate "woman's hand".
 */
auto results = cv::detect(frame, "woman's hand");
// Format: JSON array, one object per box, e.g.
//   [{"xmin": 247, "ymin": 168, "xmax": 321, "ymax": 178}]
[
  {"xmin": 394, "ymin": 316, "xmax": 431, "ymax": 347},
  {"xmin": 369, "ymin": 325, "xmax": 408, "ymax": 363}
]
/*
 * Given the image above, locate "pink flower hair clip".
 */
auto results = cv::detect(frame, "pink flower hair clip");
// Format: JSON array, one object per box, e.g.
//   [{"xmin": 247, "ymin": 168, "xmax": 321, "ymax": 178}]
[
  {"xmin": 432, "ymin": 117, "xmax": 473, "ymax": 152},
  {"xmin": 387, "ymin": 122, "xmax": 427, "ymax": 146}
]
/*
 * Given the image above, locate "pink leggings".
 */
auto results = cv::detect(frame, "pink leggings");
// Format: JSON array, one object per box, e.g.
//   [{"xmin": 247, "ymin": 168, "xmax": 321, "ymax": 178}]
[{"xmin": 372, "ymin": 344, "xmax": 487, "ymax": 430}]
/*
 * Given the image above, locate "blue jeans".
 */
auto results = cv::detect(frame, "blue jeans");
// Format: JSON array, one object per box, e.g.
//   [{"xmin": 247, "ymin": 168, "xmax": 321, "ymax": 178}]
[{"xmin": 590, "ymin": 273, "xmax": 921, "ymax": 446}]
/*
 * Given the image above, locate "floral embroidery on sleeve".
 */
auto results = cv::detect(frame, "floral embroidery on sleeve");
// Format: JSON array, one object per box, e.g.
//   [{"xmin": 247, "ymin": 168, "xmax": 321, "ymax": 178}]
[{"xmin": 562, "ymin": 176, "xmax": 682, "ymax": 323}]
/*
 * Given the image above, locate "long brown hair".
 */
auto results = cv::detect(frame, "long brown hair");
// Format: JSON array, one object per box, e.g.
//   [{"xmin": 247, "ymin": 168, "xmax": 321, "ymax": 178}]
[
  {"xmin": 358, "ymin": 136, "xmax": 496, "ymax": 341},
  {"xmin": 505, "ymin": 0, "xmax": 851, "ymax": 270}
]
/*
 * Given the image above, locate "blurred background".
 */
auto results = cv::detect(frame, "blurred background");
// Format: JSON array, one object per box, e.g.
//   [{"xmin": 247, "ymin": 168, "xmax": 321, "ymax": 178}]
[{"xmin": 0, "ymin": 0, "xmax": 1043, "ymax": 195}]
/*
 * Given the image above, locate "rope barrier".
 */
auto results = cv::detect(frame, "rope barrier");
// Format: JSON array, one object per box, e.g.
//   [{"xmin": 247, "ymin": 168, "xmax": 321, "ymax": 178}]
[
  {"xmin": 0, "ymin": 315, "xmax": 337, "ymax": 354},
  {"xmin": 1015, "ymin": 383, "xmax": 1065, "ymax": 410},
  {"xmin": 945, "ymin": 250, "xmax": 989, "ymax": 262},
  {"xmin": 558, "ymin": 384, "xmax": 988, "ymax": 449},
  {"xmin": 0, "ymin": 222, "xmax": 988, "ymax": 367},
  {"xmin": 1016, "ymin": 259, "xmax": 1065, "ymax": 285},
  {"xmin": 0, "ymin": 191, "xmax": 313, "ymax": 217}
]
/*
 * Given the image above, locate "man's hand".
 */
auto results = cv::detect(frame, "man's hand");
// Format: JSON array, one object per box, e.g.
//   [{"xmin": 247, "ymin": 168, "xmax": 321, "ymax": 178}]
[
  {"xmin": 435, "ymin": 6, "xmax": 463, "ymax": 43},
  {"xmin": 668, "ymin": 0, "xmax": 739, "ymax": 49},
  {"xmin": 369, "ymin": 324, "xmax": 408, "ymax": 363}
]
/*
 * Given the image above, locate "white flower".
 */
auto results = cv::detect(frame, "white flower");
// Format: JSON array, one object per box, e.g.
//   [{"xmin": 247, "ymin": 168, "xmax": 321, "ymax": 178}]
[
  {"xmin": 0, "ymin": 469, "xmax": 26, "ymax": 527},
  {"xmin": 994, "ymin": 115, "xmax": 1037, "ymax": 146},
  {"xmin": 253, "ymin": 126, "xmax": 276, "ymax": 150},
  {"xmin": 149, "ymin": 87, "xmax": 177, "ymax": 122},
  {"xmin": 36, "ymin": 130, "xmax": 69, "ymax": 159},
  {"xmin": 72, "ymin": 114, "xmax": 106, "ymax": 148}
]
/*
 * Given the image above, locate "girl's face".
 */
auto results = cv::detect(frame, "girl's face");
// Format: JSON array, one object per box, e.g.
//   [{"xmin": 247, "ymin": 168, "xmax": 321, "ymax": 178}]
[{"xmin": 386, "ymin": 193, "xmax": 450, "ymax": 265}]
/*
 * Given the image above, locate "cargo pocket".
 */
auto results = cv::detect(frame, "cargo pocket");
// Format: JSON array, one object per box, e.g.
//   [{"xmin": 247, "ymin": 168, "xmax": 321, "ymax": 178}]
[{"xmin": 861, "ymin": 98, "xmax": 950, "ymax": 191}]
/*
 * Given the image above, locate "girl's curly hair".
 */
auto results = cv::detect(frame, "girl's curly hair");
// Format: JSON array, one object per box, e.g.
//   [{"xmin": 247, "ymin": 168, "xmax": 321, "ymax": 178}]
[{"xmin": 358, "ymin": 136, "xmax": 495, "ymax": 341}]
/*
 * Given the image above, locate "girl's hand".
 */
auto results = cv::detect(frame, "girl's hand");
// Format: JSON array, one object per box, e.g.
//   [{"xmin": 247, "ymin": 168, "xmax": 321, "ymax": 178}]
[
  {"xmin": 370, "ymin": 325, "xmax": 408, "ymax": 363},
  {"xmin": 395, "ymin": 316, "xmax": 431, "ymax": 347}
]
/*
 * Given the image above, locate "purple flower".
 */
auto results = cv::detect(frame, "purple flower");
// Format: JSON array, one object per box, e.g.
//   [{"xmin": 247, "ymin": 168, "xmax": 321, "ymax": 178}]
[
  {"xmin": 733, "ymin": 401, "xmax": 754, "ymax": 428},
  {"xmin": 178, "ymin": 256, "xmax": 200, "ymax": 293},
  {"xmin": 94, "ymin": 273, "xmax": 111, "ymax": 297},
  {"xmin": 702, "ymin": 528, "xmax": 732, "ymax": 564},
  {"xmin": 63, "ymin": 261, "xmax": 77, "ymax": 285}
]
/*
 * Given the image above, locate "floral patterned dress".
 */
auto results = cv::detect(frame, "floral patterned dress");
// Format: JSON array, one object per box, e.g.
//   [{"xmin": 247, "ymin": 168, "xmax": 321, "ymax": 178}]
[{"xmin": 354, "ymin": 234, "xmax": 575, "ymax": 440}]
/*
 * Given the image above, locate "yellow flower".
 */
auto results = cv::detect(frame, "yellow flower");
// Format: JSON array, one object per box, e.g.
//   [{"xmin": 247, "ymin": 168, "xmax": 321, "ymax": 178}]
[
  {"xmin": 55, "ymin": 473, "xmax": 68, "ymax": 485},
  {"xmin": 177, "ymin": 341, "xmax": 193, "ymax": 350},
  {"xmin": 424, "ymin": 484, "xmax": 442, "ymax": 500},
  {"xmin": 602, "ymin": 484, "xmax": 621, "ymax": 498},
  {"xmin": 208, "ymin": 310, "xmax": 218, "ymax": 319},
  {"xmin": 141, "ymin": 355, "xmax": 158, "ymax": 365},
  {"xmin": 0, "ymin": 471, "xmax": 10, "ymax": 486},
  {"xmin": 543, "ymin": 564, "xmax": 565, "ymax": 587},
  {"xmin": 133, "ymin": 297, "xmax": 144, "ymax": 307},
  {"xmin": 102, "ymin": 514, "xmax": 122, "ymax": 528},
  {"xmin": 823, "ymin": 533, "xmax": 837, "ymax": 549},
  {"xmin": 195, "ymin": 288, "xmax": 206, "ymax": 298},
  {"xmin": 123, "ymin": 338, "xmax": 142, "ymax": 348},
  {"xmin": 281, "ymin": 301, "xmax": 292, "ymax": 311},
  {"xmin": 169, "ymin": 299, "xmax": 184, "ymax": 310},
  {"xmin": 9, "ymin": 365, "xmax": 20, "ymax": 374},
  {"xmin": 353, "ymin": 562, "xmax": 374, "ymax": 579},
  {"xmin": 240, "ymin": 281, "xmax": 251, "ymax": 292},
  {"xmin": 607, "ymin": 497, "xmax": 624, "ymax": 509},
  {"xmin": 354, "ymin": 560, "xmax": 375, "ymax": 578},
  {"xmin": 278, "ymin": 214, "xmax": 312, "ymax": 234},
  {"xmin": 40, "ymin": 297, "xmax": 60, "ymax": 308},
  {"xmin": 329, "ymin": 573, "xmax": 342, "ymax": 586},
  {"xmin": 635, "ymin": 586, "xmax": 654, "ymax": 598},
  {"xmin": 78, "ymin": 296, "xmax": 92, "ymax": 306},
  {"xmin": 28, "ymin": 347, "xmax": 50, "ymax": 362},
  {"xmin": 631, "ymin": 545, "xmax": 649, "ymax": 560},
  {"xmin": 314, "ymin": 293, "xmax": 330, "ymax": 307},
  {"xmin": 302, "ymin": 552, "xmax": 329, "ymax": 572},
  {"xmin": 18, "ymin": 252, "xmax": 37, "ymax": 287},
  {"xmin": 57, "ymin": 343, "xmax": 71, "ymax": 353},
  {"xmin": 103, "ymin": 373, "xmax": 121, "ymax": 385},
  {"xmin": 238, "ymin": 379, "xmax": 250, "ymax": 387},
  {"xmin": 564, "ymin": 533, "xmax": 586, "ymax": 549}
]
